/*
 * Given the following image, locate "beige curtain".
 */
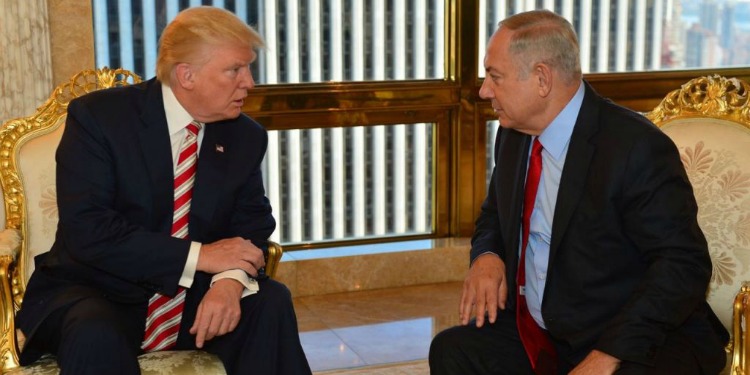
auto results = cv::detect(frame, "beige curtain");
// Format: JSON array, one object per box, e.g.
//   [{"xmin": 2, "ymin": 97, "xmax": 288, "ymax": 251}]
[{"xmin": 0, "ymin": 0, "xmax": 54, "ymax": 123}]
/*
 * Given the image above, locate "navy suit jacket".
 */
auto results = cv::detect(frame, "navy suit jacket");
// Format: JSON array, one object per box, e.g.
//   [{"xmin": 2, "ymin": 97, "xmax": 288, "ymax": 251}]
[
  {"xmin": 471, "ymin": 82, "xmax": 728, "ymax": 372},
  {"xmin": 18, "ymin": 78, "xmax": 275, "ymax": 345}
]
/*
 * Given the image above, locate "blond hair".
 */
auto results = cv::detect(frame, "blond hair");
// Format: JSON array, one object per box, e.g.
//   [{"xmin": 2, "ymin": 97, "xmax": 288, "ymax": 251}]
[
  {"xmin": 156, "ymin": 6, "xmax": 265, "ymax": 84},
  {"xmin": 500, "ymin": 10, "xmax": 581, "ymax": 83}
]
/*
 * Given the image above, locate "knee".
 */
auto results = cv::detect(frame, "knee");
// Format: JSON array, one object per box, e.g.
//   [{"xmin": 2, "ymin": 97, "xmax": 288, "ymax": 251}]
[
  {"xmin": 258, "ymin": 279, "xmax": 293, "ymax": 307},
  {"xmin": 62, "ymin": 314, "xmax": 129, "ymax": 348},
  {"xmin": 430, "ymin": 326, "xmax": 464, "ymax": 359},
  {"xmin": 59, "ymin": 301, "xmax": 135, "ymax": 351}
]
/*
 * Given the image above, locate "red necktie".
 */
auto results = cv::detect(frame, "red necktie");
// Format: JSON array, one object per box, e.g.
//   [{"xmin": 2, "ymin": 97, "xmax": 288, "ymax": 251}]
[
  {"xmin": 142, "ymin": 121, "xmax": 201, "ymax": 352},
  {"xmin": 516, "ymin": 138, "xmax": 557, "ymax": 374}
]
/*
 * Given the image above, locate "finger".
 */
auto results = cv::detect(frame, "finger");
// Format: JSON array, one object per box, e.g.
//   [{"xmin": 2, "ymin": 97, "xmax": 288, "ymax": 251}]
[
  {"xmin": 189, "ymin": 303, "xmax": 204, "ymax": 334},
  {"xmin": 195, "ymin": 310, "xmax": 212, "ymax": 348},
  {"xmin": 475, "ymin": 288, "xmax": 487, "ymax": 328},
  {"xmin": 232, "ymin": 259, "xmax": 258, "ymax": 277},
  {"xmin": 218, "ymin": 313, "xmax": 238, "ymax": 336},
  {"xmin": 246, "ymin": 251, "xmax": 265, "ymax": 271},
  {"xmin": 486, "ymin": 286, "xmax": 498, "ymax": 324},
  {"xmin": 243, "ymin": 261, "xmax": 259, "ymax": 277},
  {"xmin": 205, "ymin": 314, "xmax": 222, "ymax": 342},
  {"xmin": 459, "ymin": 283, "xmax": 475, "ymax": 325},
  {"xmin": 498, "ymin": 277, "xmax": 508, "ymax": 310}
]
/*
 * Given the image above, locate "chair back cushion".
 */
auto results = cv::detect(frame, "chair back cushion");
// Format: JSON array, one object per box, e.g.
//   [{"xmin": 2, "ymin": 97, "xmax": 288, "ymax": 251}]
[
  {"xmin": 646, "ymin": 75, "xmax": 750, "ymax": 330},
  {"xmin": 18, "ymin": 123, "xmax": 65, "ymax": 280},
  {"xmin": 0, "ymin": 68, "xmax": 142, "ymax": 291}
]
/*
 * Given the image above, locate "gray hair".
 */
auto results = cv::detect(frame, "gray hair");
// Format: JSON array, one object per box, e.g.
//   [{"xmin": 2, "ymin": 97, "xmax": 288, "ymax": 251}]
[{"xmin": 499, "ymin": 10, "xmax": 582, "ymax": 83}]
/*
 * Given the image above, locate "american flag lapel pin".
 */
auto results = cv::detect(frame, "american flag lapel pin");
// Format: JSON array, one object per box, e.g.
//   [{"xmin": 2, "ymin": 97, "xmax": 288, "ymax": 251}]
[{"xmin": 216, "ymin": 144, "xmax": 224, "ymax": 153}]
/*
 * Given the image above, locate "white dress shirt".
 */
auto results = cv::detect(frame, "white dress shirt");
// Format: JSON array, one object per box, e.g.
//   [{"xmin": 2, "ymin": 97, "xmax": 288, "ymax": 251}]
[{"xmin": 162, "ymin": 83, "xmax": 258, "ymax": 297}]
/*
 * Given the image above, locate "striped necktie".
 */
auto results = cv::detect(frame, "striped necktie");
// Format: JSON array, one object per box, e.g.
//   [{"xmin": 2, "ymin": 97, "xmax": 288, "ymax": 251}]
[{"xmin": 142, "ymin": 121, "xmax": 201, "ymax": 352}]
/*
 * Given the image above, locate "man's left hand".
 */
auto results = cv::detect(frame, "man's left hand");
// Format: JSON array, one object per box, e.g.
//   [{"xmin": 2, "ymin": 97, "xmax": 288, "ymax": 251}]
[
  {"xmin": 569, "ymin": 350, "xmax": 620, "ymax": 375},
  {"xmin": 189, "ymin": 278, "xmax": 244, "ymax": 348}
]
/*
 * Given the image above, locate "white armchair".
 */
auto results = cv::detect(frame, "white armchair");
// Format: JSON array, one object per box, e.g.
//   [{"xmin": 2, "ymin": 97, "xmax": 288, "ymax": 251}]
[{"xmin": 646, "ymin": 75, "xmax": 750, "ymax": 375}]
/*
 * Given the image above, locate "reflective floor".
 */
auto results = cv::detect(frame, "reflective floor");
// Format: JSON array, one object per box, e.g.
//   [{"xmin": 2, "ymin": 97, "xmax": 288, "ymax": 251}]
[{"xmin": 295, "ymin": 281, "xmax": 463, "ymax": 373}]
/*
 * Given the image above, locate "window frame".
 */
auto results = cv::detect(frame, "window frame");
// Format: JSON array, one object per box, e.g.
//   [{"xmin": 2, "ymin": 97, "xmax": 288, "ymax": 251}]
[{"xmin": 242, "ymin": 0, "xmax": 750, "ymax": 250}]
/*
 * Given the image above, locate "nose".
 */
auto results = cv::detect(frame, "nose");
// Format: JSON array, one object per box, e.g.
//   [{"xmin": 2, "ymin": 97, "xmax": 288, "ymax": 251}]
[
  {"xmin": 478, "ymin": 77, "xmax": 493, "ymax": 100},
  {"xmin": 240, "ymin": 68, "xmax": 255, "ymax": 89}
]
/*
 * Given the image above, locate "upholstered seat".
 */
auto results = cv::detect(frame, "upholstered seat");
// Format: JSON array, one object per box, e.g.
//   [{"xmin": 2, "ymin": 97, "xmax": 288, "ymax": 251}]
[
  {"xmin": 0, "ymin": 68, "xmax": 283, "ymax": 374},
  {"xmin": 646, "ymin": 75, "xmax": 750, "ymax": 375}
]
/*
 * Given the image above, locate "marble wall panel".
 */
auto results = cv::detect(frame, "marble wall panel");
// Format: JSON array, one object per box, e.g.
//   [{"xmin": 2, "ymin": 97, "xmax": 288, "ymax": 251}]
[
  {"xmin": 47, "ymin": 0, "xmax": 95, "ymax": 85},
  {"xmin": 0, "ymin": 0, "xmax": 53, "ymax": 123},
  {"xmin": 276, "ymin": 238, "xmax": 471, "ymax": 297}
]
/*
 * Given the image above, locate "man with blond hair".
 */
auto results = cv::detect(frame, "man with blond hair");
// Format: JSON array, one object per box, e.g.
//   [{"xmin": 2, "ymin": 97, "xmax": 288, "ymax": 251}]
[
  {"xmin": 17, "ymin": 6, "xmax": 310, "ymax": 375},
  {"xmin": 430, "ymin": 10, "xmax": 727, "ymax": 375}
]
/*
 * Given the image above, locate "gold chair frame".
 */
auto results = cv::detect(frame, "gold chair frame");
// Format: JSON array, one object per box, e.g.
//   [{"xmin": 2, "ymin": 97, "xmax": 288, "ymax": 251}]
[
  {"xmin": 646, "ymin": 75, "xmax": 750, "ymax": 375},
  {"xmin": 0, "ymin": 68, "xmax": 283, "ymax": 372}
]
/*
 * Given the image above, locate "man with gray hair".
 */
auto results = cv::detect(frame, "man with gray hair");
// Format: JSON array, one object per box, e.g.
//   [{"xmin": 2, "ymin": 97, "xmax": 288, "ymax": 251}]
[
  {"xmin": 16, "ymin": 6, "xmax": 311, "ymax": 375},
  {"xmin": 430, "ymin": 9, "xmax": 727, "ymax": 375}
]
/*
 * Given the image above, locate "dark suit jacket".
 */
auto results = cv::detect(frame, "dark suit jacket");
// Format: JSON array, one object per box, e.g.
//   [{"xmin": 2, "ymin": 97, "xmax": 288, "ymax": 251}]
[
  {"xmin": 17, "ymin": 78, "xmax": 276, "ymax": 348},
  {"xmin": 471, "ymin": 82, "xmax": 728, "ymax": 372}
]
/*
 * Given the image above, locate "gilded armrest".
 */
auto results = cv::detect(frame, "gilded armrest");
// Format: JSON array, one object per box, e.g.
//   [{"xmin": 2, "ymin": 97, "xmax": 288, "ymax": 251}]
[
  {"xmin": 0, "ymin": 228, "xmax": 22, "ymax": 371},
  {"xmin": 265, "ymin": 241, "xmax": 283, "ymax": 278},
  {"xmin": 729, "ymin": 283, "xmax": 750, "ymax": 375}
]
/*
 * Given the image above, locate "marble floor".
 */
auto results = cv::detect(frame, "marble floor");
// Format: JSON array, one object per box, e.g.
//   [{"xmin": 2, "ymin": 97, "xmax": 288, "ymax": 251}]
[{"xmin": 295, "ymin": 281, "xmax": 463, "ymax": 373}]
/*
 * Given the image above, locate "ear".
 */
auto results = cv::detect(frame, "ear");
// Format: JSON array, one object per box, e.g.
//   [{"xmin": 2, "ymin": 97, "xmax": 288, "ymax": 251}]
[
  {"xmin": 174, "ymin": 63, "xmax": 196, "ymax": 90},
  {"xmin": 534, "ymin": 63, "xmax": 553, "ymax": 98}
]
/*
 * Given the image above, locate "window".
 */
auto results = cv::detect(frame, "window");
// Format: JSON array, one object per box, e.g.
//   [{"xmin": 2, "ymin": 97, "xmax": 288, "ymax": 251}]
[
  {"xmin": 478, "ymin": 0, "xmax": 750, "ymax": 75},
  {"xmin": 93, "ymin": 0, "xmax": 446, "ymax": 83},
  {"xmin": 92, "ymin": 0, "xmax": 448, "ymax": 246},
  {"xmin": 264, "ymin": 124, "xmax": 433, "ymax": 244},
  {"xmin": 93, "ymin": 0, "xmax": 750, "ymax": 247}
]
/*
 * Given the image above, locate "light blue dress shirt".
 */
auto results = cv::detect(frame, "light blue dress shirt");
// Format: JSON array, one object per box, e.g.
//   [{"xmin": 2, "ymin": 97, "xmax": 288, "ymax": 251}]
[{"xmin": 525, "ymin": 82, "xmax": 585, "ymax": 328}]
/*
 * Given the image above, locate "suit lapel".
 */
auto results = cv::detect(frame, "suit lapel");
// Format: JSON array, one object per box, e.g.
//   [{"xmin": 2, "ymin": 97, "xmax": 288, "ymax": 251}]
[
  {"xmin": 190, "ymin": 122, "xmax": 230, "ymax": 236},
  {"xmin": 496, "ymin": 129, "xmax": 531, "ymax": 297},
  {"xmin": 548, "ymin": 82, "xmax": 600, "ymax": 264},
  {"xmin": 137, "ymin": 81, "xmax": 175, "ymax": 232}
]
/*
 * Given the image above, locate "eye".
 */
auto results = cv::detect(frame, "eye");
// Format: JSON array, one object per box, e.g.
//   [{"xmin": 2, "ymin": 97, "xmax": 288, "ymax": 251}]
[{"xmin": 226, "ymin": 66, "xmax": 241, "ymax": 77}]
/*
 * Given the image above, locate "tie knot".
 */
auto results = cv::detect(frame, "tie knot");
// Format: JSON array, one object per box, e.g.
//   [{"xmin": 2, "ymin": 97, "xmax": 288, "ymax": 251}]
[
  {"xmin": 186, "ymin": 121, "xmax": 201, "ymax": 136},
  {"xmin": 531, "ymin": 138, "xmax": 543, "ymax": 156}
]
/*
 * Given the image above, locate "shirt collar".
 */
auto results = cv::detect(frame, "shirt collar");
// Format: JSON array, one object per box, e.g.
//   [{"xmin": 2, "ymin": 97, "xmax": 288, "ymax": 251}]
[
  {"xmin": 162, "ymin": 83, "xmax": 201, "ymax": 136},
  {"xmin": 538, "ymin": 82, "xmax": 585, "ymax": 160}
]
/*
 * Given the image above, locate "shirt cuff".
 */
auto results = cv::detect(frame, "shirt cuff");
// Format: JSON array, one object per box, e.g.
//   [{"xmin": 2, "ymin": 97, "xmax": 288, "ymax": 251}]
[
  {"xmin": 178, "ymin": 241, "xmax": 201, "ymax": 288},
  {"xmin": 471, "ymin": 250, "xmax": 500, "ymax": 266},
  {"xmin": 211, "ymin": 269, "xmax": 259, "ymax": 298}
]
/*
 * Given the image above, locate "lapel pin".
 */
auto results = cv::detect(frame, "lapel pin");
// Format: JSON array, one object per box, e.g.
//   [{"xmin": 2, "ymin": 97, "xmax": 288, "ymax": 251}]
[{"xmin": 216, "ymin": 144, "xmax": 224, "ymax": 153}]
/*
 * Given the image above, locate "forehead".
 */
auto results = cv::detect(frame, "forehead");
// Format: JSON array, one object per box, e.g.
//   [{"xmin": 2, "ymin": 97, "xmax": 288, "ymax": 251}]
[
  {"xmin": 203, "ymin": 43, "xmax": 257, "ymax": 64},
  {"xmin": 484, "ymin": 28, "xmax": 512, "ymax": 69}
]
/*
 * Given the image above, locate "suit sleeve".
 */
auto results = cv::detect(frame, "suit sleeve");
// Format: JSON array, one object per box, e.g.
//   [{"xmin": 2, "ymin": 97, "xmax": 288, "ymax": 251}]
[
  {"xmin": 594, "ymin": 130, "xmax": 712, "ymax": 365},
  {"xmin": 225, "ymin": 124, "xmax": 275, "ymax": 252},
  {"xmin": 470, "ymin": 129, "xmax": 505, "ymax": 263},
  {"xmin": 55, "ymin": 98, "xmax": 189, "ymax": 296}
]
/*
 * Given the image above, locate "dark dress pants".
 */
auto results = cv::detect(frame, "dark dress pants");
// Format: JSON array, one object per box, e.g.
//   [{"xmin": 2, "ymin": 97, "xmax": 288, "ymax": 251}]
[
  {"xmin": 177, "ymin": 278, "xmax": 311, "ymax": 375},
  {"xmin": 429, "ymin": 308, "xmax": 707, "ymax": 375},
  {"xmin": 22, "ymin": 278, "xmax": 311, "ymax": 375}
]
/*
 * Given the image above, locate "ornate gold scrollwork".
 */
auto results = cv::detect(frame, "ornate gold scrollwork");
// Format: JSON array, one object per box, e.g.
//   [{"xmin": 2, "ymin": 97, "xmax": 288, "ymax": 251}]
[{"xmin": 646, "ymin": 75, "xmax": 750, "ymax": 125}]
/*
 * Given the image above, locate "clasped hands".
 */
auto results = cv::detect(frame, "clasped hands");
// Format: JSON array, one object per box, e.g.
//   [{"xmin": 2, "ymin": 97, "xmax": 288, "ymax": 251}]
[
  {"xmin": 460, "ymin": 254, "xmax": 620, "ymax": 374},
  {"xmin": 190, "ymin": 237, "xmax": 265, "ymax": 348}
]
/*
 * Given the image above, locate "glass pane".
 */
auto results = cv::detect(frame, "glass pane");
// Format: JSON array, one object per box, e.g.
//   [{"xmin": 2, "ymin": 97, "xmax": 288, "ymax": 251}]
[
  {"xmin": 262, "ymin": 124, "xmax": 435, "ymax": 245},
  {"xmin": 478, "ymin": 0, "xmax": 750, "ymax": 75},
  {"xmin": 92, "ymin": 0, "xmax": 446, "ymax": 83}
]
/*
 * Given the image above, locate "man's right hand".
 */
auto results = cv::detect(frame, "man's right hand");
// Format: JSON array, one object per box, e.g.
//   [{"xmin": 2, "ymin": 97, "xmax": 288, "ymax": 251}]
[
  {"xmin": 459, "ymin": 253, "xmax": 507, "ymax": 328},
  {"xmin": 197, "ymin": 237, "xmax": 265, "ymax": 277}
]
